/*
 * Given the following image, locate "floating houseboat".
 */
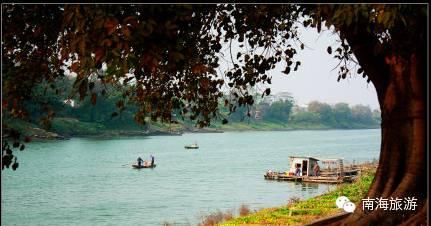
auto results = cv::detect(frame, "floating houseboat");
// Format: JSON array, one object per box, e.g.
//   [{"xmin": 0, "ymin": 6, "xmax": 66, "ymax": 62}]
[{"xmin": 264, "ymin": 156, "xmax": 359, "ymax": 184}]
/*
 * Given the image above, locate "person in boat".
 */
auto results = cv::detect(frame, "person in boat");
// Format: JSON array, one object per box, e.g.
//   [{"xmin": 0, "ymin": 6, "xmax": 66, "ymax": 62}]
[
  {"xmin": 137, "ymin": 157, "xmax": 144, "ymax": 167},
  {"xmin": 150, "ymin": 155, "xmax": 155, "ymax": 166},
  {"xmin": 313, "ymin": 163, "xmax": 320, "ymax": 177},
  {"xmin": 295, "ymin": 164, "xmax": 301, "ymax": 176},
  {"xmin": 143, "ymin": 160, "xmax": 149, "ymax": 167},
  {"xmin": 266, "ymin": 170, "xmax": 273, "ymax": 176}
]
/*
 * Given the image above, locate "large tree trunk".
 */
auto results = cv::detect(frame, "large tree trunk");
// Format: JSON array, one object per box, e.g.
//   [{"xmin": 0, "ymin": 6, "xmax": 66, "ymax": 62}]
[
  {"xmin": 330, "ymin": 35, "xmax": 427, "ymax": 224},
  {"xmin": 346, "ymin": 54, "xmax": 426, "ymax": 225}
]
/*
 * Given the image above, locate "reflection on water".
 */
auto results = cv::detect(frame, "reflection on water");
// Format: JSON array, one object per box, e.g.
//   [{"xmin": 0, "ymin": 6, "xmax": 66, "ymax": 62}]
[
  {"xmin": 301, "ymin": 182, "xmax": 320, "ymax": 191},
  {"xmin": 2, "ymin": 129, "xmax": 380, "ymax": 225}
]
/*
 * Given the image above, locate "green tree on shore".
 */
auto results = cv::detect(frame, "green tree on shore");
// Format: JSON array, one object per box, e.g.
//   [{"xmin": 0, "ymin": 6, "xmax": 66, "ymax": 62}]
[
  {"xmin": 307, "ymin": 101, "xmax": 336, "ymax": 126},
  {"xmin": 264, "ymin": 99, "xmax": 294, "ymax": 123},
  {"xmin": 351, "ymin": 104, "xmax": 374, "ymax": 125},
  {"xmin": 333, "ymin": 103, "xmax": 353, "ymax": 128}
]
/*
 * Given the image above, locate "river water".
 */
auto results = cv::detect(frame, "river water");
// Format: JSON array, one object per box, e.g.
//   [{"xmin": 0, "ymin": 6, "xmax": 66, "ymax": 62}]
[{"xmin": 2, "ymin": 129, "xmax": 380, "ymax": 226}]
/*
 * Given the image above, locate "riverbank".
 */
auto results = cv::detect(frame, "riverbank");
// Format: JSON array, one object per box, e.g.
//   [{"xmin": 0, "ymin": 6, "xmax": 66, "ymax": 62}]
[
  {"xmin": 3, "ymin": 117, "xmax": 380, "ymax": 140},
  {"xmin": 214, "ymin": 121, "xmax": 379, "ymax": 131},
  {"xmin": 216, "ymin": 166, "xmax": 376, "ymax": 226},
  {"xmin": 2, "ymin": 117, "xmax": 184, "ymax": 140}
]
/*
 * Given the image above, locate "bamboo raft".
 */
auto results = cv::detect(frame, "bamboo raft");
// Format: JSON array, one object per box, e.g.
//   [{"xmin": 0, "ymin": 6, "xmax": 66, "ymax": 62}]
[
  {"xmin": 264, "ymin": 174, "xmax": 355, "ymax": 184},
  {"xmin": 264, "ymin": 169, "xmax": 360, "ymax": 184}
]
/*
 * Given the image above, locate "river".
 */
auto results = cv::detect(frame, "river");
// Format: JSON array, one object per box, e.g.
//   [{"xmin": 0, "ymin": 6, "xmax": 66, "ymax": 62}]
[{"xmin": 2, "ymin": 129, "xmax": 380, "ymax": 226}]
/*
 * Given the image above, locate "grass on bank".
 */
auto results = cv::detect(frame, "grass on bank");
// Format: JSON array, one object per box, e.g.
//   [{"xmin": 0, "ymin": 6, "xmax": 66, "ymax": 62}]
[{"xmin": 217, "ymin": 168, "xmax": 375, "ymax": 226}]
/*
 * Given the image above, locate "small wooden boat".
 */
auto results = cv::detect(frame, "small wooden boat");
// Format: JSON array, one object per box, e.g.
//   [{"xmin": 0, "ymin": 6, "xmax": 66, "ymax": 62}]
[
  {"xmin": 132, "ymin": 164, "xmax": 156, "ymax": 169},
  {"xmin": 185, "ymin": 143, "xmax": 199, "ymax": 149}
]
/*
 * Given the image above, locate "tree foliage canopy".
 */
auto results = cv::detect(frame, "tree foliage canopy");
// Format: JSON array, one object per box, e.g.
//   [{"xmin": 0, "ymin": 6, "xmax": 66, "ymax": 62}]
[{"xmin": 2, "ymin": 4, "xmax": 426, "ymax": 127}]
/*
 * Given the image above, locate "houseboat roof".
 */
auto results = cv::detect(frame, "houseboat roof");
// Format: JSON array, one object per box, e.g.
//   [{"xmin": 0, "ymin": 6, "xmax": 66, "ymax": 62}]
[
  {"xmin": 288, "ymin": 156, "xmax": 320, "ymax": 161},
  {"xmin": 288, "ymin": 156, "xmax": 344, "ymax": 162}
]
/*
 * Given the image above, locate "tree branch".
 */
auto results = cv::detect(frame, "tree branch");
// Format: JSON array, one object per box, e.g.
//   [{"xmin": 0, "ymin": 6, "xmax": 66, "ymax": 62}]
[{"xmin": 340, "ymin": 27, "xmax": 389, "ymax": 105}]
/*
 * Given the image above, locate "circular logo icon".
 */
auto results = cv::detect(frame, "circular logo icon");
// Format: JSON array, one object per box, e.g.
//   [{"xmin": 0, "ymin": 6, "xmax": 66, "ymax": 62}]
[
  {"xmin": 343, "ymin": 201, "xmax": 356, "ymax": 213},
  {"xmin": 336, "ymin": 196, "xmax": 350, "ymax": 209}
]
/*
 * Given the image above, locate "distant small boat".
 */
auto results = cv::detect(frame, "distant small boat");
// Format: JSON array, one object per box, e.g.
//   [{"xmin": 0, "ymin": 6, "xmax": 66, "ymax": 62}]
[
  {"xmin": 185, "ymin": 143, "xmax": 199, "ymax": 149},
  {"xmin": 132, "ymin": 164, "xmax": 156, "ymax": 169}
]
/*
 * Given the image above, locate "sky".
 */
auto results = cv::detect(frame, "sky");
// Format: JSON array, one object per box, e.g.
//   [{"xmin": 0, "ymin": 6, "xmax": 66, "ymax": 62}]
[
  {"xmin": 270, "ymin": 28, "xmax": 379, "ymax": 109},
  {"xmin": 219, "ymin": 26, "xmax": 381, "ymax": 110},
  {"xmin": 263, "ymin": 27, "xmax": 380, "ymax": 110}
]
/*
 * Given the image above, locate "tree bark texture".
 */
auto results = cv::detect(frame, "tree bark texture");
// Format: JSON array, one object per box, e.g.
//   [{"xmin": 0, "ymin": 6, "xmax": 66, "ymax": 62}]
[{"xmin": 332, "ymin": 31, "xmax": 427, "ymax": 225}]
